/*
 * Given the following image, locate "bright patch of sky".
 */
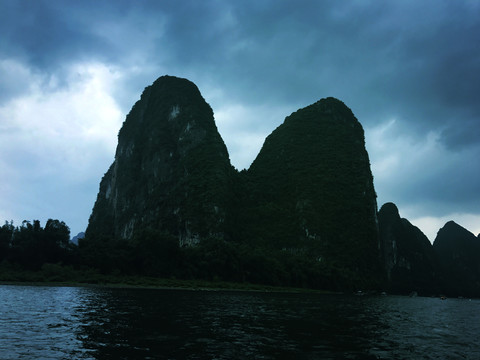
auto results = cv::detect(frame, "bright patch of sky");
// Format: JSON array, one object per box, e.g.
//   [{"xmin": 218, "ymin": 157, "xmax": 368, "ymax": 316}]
[{"xmin": 0, "ymin": 60, "xmax": 123, "ymax": 233}]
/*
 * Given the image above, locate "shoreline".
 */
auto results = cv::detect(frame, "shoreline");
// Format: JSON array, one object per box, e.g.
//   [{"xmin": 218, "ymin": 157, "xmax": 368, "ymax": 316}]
[{"xmin": 0, "ymin": 278, "xmax": 341, "ymax": 295}]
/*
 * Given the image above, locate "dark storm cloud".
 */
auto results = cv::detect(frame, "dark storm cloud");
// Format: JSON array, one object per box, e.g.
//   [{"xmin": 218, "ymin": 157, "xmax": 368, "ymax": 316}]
[
  {"xmin": 3, "ymin": 0, "xmax": 479, "ymax": 130},
  {"xmin": 1, "ymin": 0, "xmax": 479, "ymax": 235},
  {"xmin": 149, "ymin": 0, "xmax": 480, "ymax": 148},
  {"xmin": 384, "ymin": 148, "xmax": 480, "ymax": 217},
  {"xmin": 0, "ymin": 1, "xmax": 105, "ymax": 68}
]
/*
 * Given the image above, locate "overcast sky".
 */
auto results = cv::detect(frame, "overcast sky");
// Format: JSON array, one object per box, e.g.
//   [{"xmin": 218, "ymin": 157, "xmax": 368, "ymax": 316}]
[{"xmin": 1, "ymin": 0, "xmax": 479, "ymax": 241}]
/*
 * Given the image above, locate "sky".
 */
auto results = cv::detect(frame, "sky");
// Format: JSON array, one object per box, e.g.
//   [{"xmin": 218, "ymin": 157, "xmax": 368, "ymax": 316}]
[{"xmin": 0, "ymin": 0, "xmax": 479, "ymax": 242}]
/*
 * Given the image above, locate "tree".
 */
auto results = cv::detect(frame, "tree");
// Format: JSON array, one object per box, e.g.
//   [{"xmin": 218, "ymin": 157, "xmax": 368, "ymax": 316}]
[
  {"xmin": 0, "ymin": 221, "xmax": 14, "ymax": 262},
  {"xmin": 6, "ymin": 219, "xmax": 72, "ymax": 269},
  {"xmin": 43, "ymin": 219, "xmax": 71, "ymax": 263}
]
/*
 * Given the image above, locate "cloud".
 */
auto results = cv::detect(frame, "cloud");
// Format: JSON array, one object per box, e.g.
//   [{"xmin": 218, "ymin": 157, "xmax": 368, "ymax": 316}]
[
  {"xmin": 367, "ymin": 118, "xmax": 480, "ymax": 207},
  {"xmin": 0, "ymin": 60, "xmax": 124, "ymax": 234},
  {"xmin": 366, "ymin": 119, "xmax": 480, "ymax": 240},
  {"xmin": 0, "ymin": 59, "xmax": 38, "ymax": 103},
  {"xmin": 410, "ymin": 214, "xmax": 480, "ymax": 243},
  {"xmin": 0, "ymin": 0, "xmax": 479, "ymax": 239},
  {"xmin": 0, "ymin": 1, "xmax": 105, "ymax": 70},
  {"xmin": 212, "ymin": 102, "xmax": 294, "ymax": 170}
]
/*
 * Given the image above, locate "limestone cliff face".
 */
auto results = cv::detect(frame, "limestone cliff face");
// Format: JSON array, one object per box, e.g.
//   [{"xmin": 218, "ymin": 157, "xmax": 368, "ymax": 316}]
[
  {"xmin": 378, "ymin": 202, "xmax": 439, "ymax": 294},
  {"xmin": 86, "ymin": 76, "xmax": 233, "ymax": 245},
  {"xmin": 245, "ymin": 98, "xmax": 380, "ymax": 279}
]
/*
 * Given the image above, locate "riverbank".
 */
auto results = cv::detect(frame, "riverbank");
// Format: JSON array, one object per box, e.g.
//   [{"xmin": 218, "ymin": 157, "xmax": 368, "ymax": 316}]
[
  {"xmin": 0, "ymin": 279, "xmax": 337, "ymax": 294},
  {"xmin": 0, "ymin": 264, "xmax": 338, "ymax": 294}
]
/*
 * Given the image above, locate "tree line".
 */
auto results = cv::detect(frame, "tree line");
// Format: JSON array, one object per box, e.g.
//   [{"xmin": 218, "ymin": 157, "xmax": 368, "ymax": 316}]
[
  {"xmin": 0, "ymin": 219, "xmax": 378, "ymax": 291},
  {"xmin": 0, "ymin": 219, "xmax": 74, "ymax": 270}
]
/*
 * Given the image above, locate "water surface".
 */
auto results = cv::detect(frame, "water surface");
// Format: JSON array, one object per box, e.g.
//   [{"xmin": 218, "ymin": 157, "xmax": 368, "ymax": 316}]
[{"xmin": 0, "ymin": 285, "xmax": 478, "ymax": 359}]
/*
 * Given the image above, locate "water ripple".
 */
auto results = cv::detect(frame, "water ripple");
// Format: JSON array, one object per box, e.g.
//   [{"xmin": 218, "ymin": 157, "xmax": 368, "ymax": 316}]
[{"xmin": 0, "ymin": 286, "xmax": 479, "ymax": 359}]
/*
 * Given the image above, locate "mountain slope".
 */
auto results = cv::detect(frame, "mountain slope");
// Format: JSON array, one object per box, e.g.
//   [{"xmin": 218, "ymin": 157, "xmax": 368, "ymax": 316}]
[
  {"xmin": 245, "ymin": 97, "xmax": 381, "ymax": 285},
  {"xmin": 86, "ymin": 75, "xmax": 234, "ymax": 245},
  {"xmin": 378, "ymin": 202, "xmax": 439, "ymax": 294},
  {"xmin": 433, "ymin": 221, "xmax": 480, "ymax": 296}
]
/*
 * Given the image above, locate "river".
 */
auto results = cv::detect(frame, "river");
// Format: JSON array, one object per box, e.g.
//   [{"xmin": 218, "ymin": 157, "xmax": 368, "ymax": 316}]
[{"xmin": 0, "ymin": 285, "xmax": 478, "ymax": 359}]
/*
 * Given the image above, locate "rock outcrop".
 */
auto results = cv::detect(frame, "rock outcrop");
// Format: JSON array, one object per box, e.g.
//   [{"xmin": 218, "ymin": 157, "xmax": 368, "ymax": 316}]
[
  {"xmin": 378, "ymin": 202, "xmax": 439, "ymax": 294},
  {"xmin": 86, "ymin": 76, "xmax": 234, "ymax": 245},
  {"xmin": 433, "ymin": 221, "xmax": 480, "ymax": 296}
]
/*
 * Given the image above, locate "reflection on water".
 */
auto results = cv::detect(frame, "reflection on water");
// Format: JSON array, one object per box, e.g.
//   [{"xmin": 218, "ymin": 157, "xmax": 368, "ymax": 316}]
[
  {"xmin": 0, "ymin": 285, "xmax": 479, "ymax": 359},
  {"xmin": 0, "ymin": 285, "xmax": 87, "ymax": 359}
]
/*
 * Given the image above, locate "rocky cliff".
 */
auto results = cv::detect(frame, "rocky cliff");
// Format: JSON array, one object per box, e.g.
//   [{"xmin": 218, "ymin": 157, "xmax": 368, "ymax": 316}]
[
  {"xmin": 433, "ymin": 221, "xmax": 480, "ymax": 296},
  {"xmin": 378, "ymin": 202, "xmax": 439, "ymax": 294},
  {"xmin": 86, "ymin": 76, "xmax": 234, "ymax": 245}
]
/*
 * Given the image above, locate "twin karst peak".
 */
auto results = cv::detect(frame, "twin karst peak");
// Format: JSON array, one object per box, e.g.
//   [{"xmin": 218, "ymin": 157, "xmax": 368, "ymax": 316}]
[{"xmin": 86, "ymin": 75, "xmax": 381, "ymax": 285}]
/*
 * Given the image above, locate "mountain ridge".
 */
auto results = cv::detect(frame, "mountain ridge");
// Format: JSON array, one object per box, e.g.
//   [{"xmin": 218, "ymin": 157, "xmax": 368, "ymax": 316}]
[
  {"xmin": 84, "ymin": 75, "xmax": 382, "ymax": 289},
  {"xmin": 82, "ymin": 75, "xmax": 479, "ymax": 294}
]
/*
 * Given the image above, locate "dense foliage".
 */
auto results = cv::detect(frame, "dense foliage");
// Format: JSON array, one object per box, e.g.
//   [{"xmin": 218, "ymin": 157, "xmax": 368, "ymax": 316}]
[
  {"xmin": 0, "ymin": 217, "xmax": 375, "ymax": 290},
  {"xmin": 78, "ymin": 230, "xmax": 377, "ymax": 291},
  {"xmin": 2, "ymin": 215, "xmax": 479, "ymax": 297},
  {"xmin": 0, "ymin": 219, "xmax": 73, "ymax": 270}
]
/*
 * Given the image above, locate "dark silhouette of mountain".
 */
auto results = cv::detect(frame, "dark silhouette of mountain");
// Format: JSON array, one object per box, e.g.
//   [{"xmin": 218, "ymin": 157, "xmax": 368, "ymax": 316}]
[
  {"xmin": 86, "ymin": 76, "xmax": 234, "ymax": 245},
  {"xmin": 244, "ymin": 97, "xmax": 381, "ymax": 288},
  {"xmin": 85, "ymin": 76, "xmax": 383, "ymax": 289},
  {"xmin": 86, "ymin": 75, "xmax": 480, "ymax": 293},
  {"xmin": 433, "ymin": 221, "xmax": 480, "ymax": 297},
  {"xmin": 3, "ymin": 76, "xmax": 480, "ymax": 294},
  {"xmin": 378, "ymin": 202, "xmax": 439, "ymax": 295}
]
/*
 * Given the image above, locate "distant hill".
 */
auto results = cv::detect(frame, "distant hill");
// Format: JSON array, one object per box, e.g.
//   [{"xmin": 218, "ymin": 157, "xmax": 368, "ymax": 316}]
[
  {"xmin": 433, "ymin": 221, "xmax": 480, "ymax": 297},
  {"xmin": 378, "ymin": 202, "xmax": 439, "ymax": 295},
  {"xmin": 378, "ymin": 203, "xmax": 480, "ymax": 297},
  {"xmin": 70, "ymin": 232, "xmax": 85, "ymax": 245}
]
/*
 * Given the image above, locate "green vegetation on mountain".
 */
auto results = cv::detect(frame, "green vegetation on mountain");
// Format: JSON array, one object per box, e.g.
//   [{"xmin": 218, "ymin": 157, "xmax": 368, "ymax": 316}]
[
  {"xmin": 86, "ymin": 76, "xmax": 234, "ymax": 244},
  {"xmin": 244, "ymin": 98, "xmax": 381, "ymax": 287}
]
